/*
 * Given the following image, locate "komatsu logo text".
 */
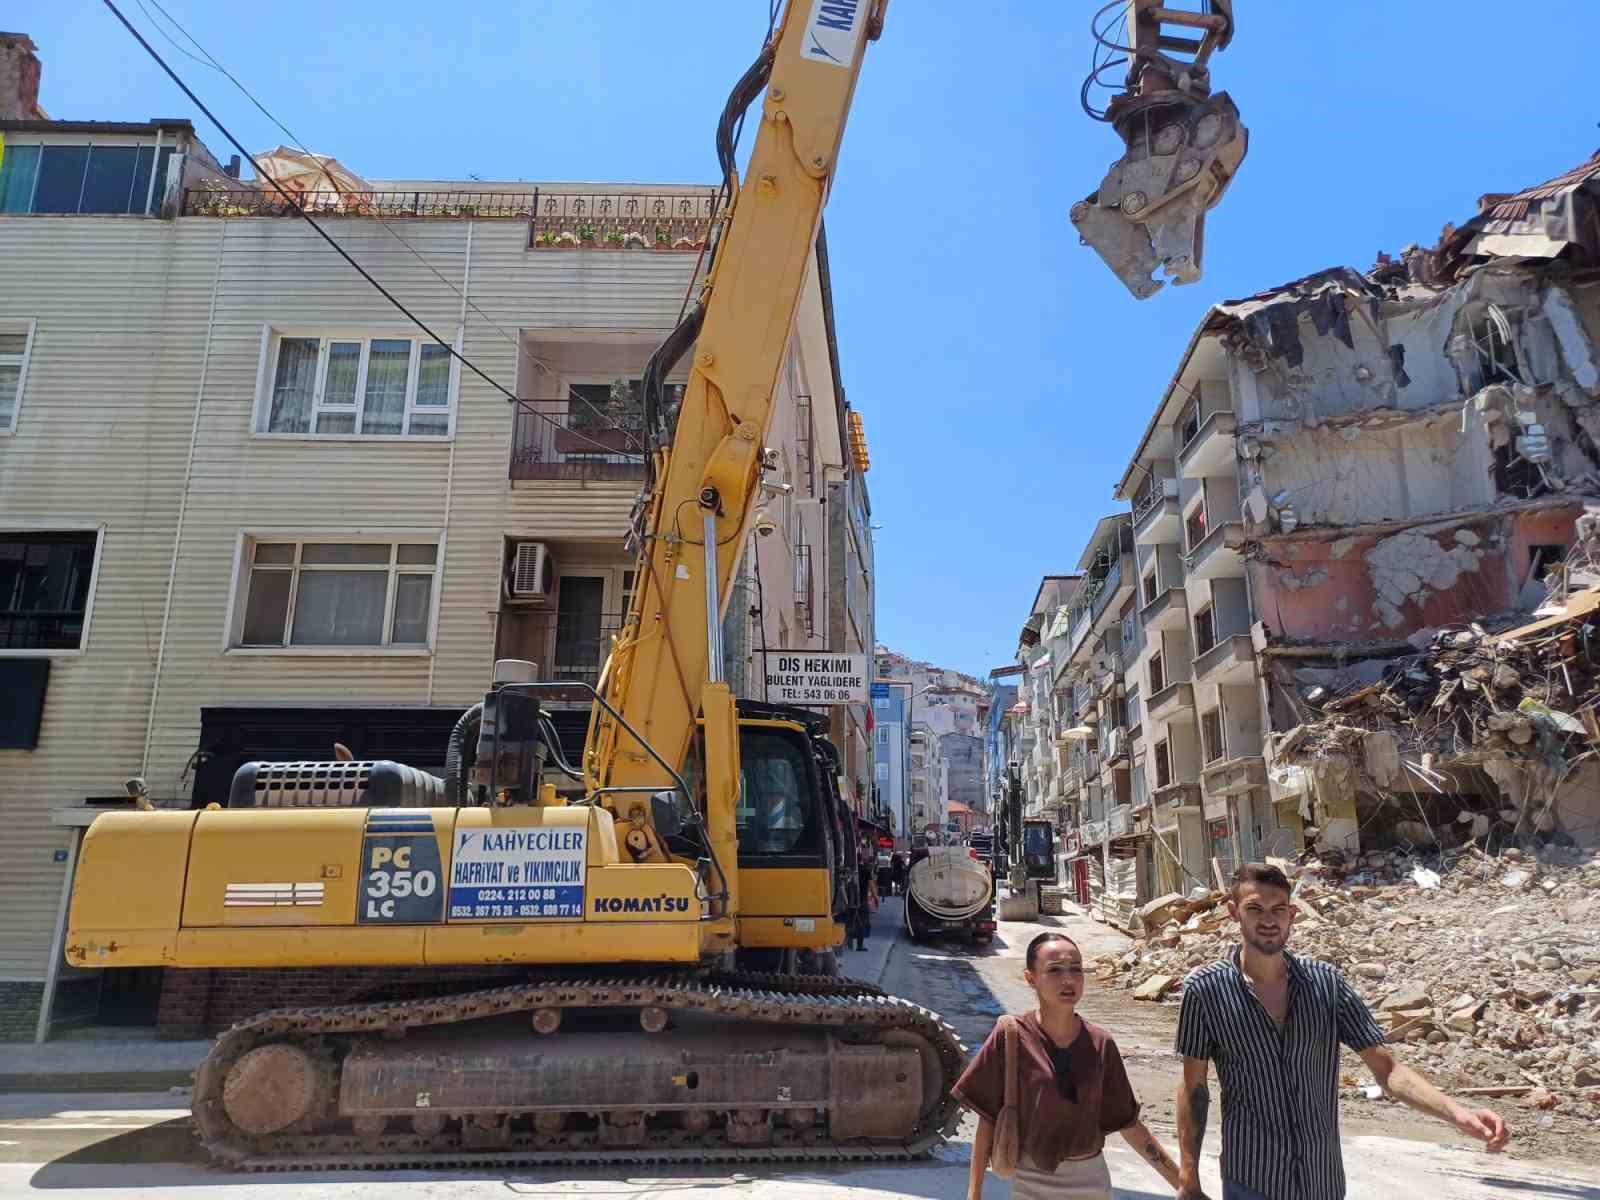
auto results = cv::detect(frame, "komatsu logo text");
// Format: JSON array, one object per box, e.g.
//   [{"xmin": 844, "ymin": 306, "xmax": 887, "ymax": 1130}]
[{"xmin": 594, "ymin": 895, "xmax": 692, "ymax": 915}]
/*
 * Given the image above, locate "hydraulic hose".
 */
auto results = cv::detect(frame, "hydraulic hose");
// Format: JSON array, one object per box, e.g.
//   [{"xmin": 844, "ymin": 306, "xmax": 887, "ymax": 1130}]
[{"xmin": 443, "ymin": 702, "xmax": 483, "ymax": 806}]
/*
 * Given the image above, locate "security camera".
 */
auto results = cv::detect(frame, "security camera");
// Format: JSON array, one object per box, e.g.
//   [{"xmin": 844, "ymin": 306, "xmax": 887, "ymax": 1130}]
[
  {"xmin": 761, "ymin": 480, "xmax": 793, "ymax": 495},
  {"xmin": 752, "ymin": 508, "xmax": 779, "ymax": 538}
]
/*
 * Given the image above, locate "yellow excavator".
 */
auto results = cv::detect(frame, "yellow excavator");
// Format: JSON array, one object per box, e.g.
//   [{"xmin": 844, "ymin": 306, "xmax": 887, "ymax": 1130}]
[{"xmin": 65, "ymin": 0, "xmax": 1244, "ymax": 1168}]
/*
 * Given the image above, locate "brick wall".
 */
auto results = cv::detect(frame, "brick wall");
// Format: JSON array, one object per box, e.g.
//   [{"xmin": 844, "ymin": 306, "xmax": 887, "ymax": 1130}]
[
  {"xmin": 156, "ymin": 966, "xmax": 523, "ymax": 1037},
  {"xmin": 0, "ymin": 981, "xmax": 43, "ymax": 1042}
]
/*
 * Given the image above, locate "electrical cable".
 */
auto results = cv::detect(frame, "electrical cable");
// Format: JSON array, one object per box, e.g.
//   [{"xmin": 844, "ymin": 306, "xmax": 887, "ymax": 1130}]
[
  {"xmin": 103, "ymin": 0, "xmax": 645, "ymax": 461},
  {"xmin": 135, "ymin": 0, "xmax": 645, "ymax": 446}
]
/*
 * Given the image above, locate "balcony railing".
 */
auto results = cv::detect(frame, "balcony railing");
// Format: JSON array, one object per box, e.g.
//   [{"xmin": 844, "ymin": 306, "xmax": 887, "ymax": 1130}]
[
  {"xmin": 184, "ymin": 188, "xmax": 547, "ymax": 218},
  {"xmin": 503, "ymin": 609, "xmax": 627, "ymax": 687},
  {"xmin": 0, "ymin": 610, "xmax": 85, "ymax": 651},
  {"xmin": 530, "ymin": 191, "xmax": 715, "ymax": 248},
  {"xmin": 510, "ymin": 402, "xmax": 646, "ymax": 483}
]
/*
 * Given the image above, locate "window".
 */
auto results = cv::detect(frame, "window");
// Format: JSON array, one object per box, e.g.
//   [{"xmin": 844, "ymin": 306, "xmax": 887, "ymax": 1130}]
[
  {"xmin": 1126, "ymin": 684, "xmax": 1141, "ymax": 730},
  {"xmin": 0, "ymin": 531, "xmax": 100, "ymax": 651},
  {"xmin": 1185, "ymin": 504, "xmax": 1208, "ymax": 552},
  {"xmin": 795, "ymin": 393, "xmax": 814, "ymax": 497},
  {"xmin": 0, "ymin": 142, "xmax": 177, "ymax": 215},
  {"xmin": 0, "ymin": 321, "xmax": 34, "ymax": 434},
  {"xmin": 1149, "ymin": 651, "xmax": 1165, "ymax": 696},
  {"xmin": 1178, "ymin": 400, "xmax": 1201, "ymax": 450},
  {"xmin": 1201, "ymin": 708, "xmax": 1225, "ymax": 763},
  {"xmin": 1142, "ymin": 570, "xmax": 1158, "ymax": 606},
  {"xmin": 236, "ymin": 539, "xmax": 439, "ymax": 649},
  {"xmin": 1194, "ymin": 605, "xmax": 1216, "ymax": 656},
  {"xmin": 1154, "ymin": 739, "xmax": 1172, "ymax": 789},
  {"xmin": 257, "ymin": 334, "xmax": 455, "ymax": 437}
]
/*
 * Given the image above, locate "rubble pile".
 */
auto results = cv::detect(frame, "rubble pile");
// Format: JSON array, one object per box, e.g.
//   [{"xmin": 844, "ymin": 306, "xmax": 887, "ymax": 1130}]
[
  {"xmin": 1098, "ymin": 847, "xmax": 1600, "ymax": 1124},
  {"xmin": 1283, "ymin": 587, "xmax": 1599, "ymax": 787}
]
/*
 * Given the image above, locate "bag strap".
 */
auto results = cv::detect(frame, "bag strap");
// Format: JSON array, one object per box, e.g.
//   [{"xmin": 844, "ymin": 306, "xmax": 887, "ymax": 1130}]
[{"xmin": 1002, "ymin": 1014, "xmax": 1019, "ymax": 1109}]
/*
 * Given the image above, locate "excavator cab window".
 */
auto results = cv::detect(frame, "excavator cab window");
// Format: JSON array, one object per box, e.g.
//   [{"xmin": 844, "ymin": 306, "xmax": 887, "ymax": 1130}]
[{"xmin": 736, "ymin": 729, "xmax": 821, "ymax": 859}]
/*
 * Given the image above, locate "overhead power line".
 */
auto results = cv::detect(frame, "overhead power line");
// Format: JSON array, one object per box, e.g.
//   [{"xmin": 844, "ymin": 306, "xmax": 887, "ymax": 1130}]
[{"xmin": 104, "ymin": 0, "xmax": 645, "ymax": 460}]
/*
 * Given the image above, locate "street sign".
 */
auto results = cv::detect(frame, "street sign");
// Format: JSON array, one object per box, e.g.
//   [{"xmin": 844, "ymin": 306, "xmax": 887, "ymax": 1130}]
[{"xmin": 761, "ymin": 651, "xmax": 869, "ymax": 706}]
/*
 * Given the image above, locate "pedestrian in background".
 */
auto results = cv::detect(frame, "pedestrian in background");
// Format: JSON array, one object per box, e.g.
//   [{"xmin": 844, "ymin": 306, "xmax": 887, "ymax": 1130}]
[
  {"xmin": 890, "ymin": 851, "xmax": 908, "ymax": 896},
  {"xmin": 956, "ymin": 931, "xmax": 1183, "ymax": 1199},
  {"xmin": 1175, "ymin": 862, "xmax": 1510, "ymax": 1200},
  {"xmin": 851, "ymin": 838, "xmax": 873, "ymax": 952}
]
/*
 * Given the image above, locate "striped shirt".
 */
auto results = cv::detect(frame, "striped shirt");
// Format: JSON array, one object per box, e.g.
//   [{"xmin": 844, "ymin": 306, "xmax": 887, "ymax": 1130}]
[{"xmin": 1175, "ymin": 949, "xmax": 1386, "ymax": 1200}]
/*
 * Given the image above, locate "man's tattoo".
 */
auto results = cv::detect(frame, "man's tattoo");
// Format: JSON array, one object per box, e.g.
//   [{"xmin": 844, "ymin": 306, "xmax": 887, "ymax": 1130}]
[{"xmin": 1182, "ymin": 1085, "xmax": 1211, "ymax": 1155}]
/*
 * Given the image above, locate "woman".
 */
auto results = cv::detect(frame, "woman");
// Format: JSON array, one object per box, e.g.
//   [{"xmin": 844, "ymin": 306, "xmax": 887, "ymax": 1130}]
[{"xmin": 954, "ymin": 932, "xmax": 1183, "ymax": 1199}]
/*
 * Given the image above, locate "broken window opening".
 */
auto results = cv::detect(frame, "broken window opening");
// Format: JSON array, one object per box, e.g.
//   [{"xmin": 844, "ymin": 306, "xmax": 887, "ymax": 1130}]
[
  {"xmin": 1185, "ymin": 504, "xmax": 1209, "ymax": 553},
  {"xmin": 1201, "ymin": 708, "xmax": 1225, "ymax": 764},
  {"xmin": 1527, "ymin": 543, "xmax": 1566, "ymax": 580},
  {"xmin": 1458, "ymin": 304, "xmax": 1524, "ymax": 394}
]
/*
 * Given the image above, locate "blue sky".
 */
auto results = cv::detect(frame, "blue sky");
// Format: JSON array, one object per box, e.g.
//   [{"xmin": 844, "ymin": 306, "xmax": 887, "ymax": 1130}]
[{"xmin": 17, "ymin": 1, "xmax": 1600, "ymax": 678}]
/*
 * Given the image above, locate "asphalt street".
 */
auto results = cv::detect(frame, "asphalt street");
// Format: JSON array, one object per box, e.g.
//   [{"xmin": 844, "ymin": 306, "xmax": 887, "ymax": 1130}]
[{"xmin": 0, "ymin": 897, "xmax": 1595, "ymax": 1198}]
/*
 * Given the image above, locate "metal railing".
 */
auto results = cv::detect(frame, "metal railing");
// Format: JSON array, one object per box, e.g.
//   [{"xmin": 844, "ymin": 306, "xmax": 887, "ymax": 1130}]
[
  {"xmin": 509, "ymin": 402, "xmax": 646, "ymax": 482},
  {"xmin": 503, "ymin": 609, "xmax": 627, "ymax": 687},
  {"xmin": 0, "ymin": 611, "xmax": 85, "ymax": 650},
  {"xmin": 183, "ymin": 188, "xmax": 546, "ymax": 218},
  {"xmin": 794, "ymin": 542, "xmax": 813, "ymax": 637},
  {"xmin": 529, "ymin": 191, "xmax": 716, "ymax": 247},
  {"xmin": 1133, "ymin": 476, "xmax": 1179, "ymax": 524}
]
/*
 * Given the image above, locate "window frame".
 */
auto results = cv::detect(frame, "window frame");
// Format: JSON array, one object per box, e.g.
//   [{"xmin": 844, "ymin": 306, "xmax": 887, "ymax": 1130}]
[
  {"xmin": 1194, "ymin": 604, "xmax": 1217, "ymax": 657},
  {"xmin": 0, "ymin": 138, "xmax": 177, "ymax": 216},
  {"xmin": 252, "ymin": 326, "xmax": 460, "ymax": 441},
  {"xmin": 0, "ymin": 523, "xmax": 106, "ymax": 657},
  {"xmin": 1154, "ymin": 738, "xmax": 1173, "ymax": 790},
  {"xmin": 224, "ymin": 530, "xmax": 444, "ymax": 656},
  {"xmin": 0, "ymin": 318, "xmax": 37, "ymax": 436}
]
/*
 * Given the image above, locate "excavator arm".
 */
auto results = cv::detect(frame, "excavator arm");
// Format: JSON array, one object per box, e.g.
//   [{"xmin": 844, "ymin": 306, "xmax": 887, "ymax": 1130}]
[{"xmin": 594, "ymin": 1, "xmax": 886, "ymax": 829}]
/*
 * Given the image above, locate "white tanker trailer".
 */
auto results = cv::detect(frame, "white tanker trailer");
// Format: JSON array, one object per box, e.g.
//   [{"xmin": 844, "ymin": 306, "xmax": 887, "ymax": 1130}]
[{"xmin": 905, "ymin": 845, "xmax": 997, "ymax": 945}]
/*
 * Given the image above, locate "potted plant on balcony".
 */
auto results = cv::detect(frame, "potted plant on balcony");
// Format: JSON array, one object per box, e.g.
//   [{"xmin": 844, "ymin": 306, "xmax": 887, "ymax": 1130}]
[
  {"xmin": 578, "ymin": 221, "xmax": 599, "ymax": 246},
  {"xmin": 604, "ymin": 229, "xmax": 625, "ymax": 248},
  {"xmin": 672, "ymin": 235, "xmax": 697, "ymax": 250},
  {"xmin": 653, "ymin": 226, "xmax": 671, "ymax": 250},
  {"xmin": 534, "ymin": 228, "xmax": 558, "ymax": 247},
  {"xmin": 553, "ymin": 231, "xmax": 581, "ymax": 247},
  {"xmin": 622, "ymin": 231, "xmax": 649, "ymax": 250}
]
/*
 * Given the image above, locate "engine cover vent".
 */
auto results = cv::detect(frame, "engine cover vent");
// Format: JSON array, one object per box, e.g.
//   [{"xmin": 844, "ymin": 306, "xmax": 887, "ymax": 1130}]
[{"xmin": 228, "ymin": 760, "xmax": 444, "ymax": 809}]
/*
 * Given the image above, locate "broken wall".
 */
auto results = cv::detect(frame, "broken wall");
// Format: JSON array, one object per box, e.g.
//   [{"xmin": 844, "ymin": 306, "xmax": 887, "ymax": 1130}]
[
  {"xmin": 1230, "ymin": 271, "xmax": 1600, "ymax": 536},
  {"xmin": 1248, "ymin": 505, "xmax": 1584, "ymax": 639}
]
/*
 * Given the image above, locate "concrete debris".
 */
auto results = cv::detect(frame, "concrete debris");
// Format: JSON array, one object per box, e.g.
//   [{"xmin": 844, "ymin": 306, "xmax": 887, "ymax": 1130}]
[{"xmin": 1097, "ymin": 845, "xmax": 1600, "ymax": 1121}]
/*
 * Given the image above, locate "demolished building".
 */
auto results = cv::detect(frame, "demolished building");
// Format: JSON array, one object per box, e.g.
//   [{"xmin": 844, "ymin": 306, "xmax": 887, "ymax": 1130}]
[{"xmin": 1110, "ymin": 150, "xmax": 1600, "ymax": 899}]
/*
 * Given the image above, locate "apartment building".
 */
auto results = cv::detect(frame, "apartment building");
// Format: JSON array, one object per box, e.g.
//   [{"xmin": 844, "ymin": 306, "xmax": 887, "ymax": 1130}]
[
  {"xmin": 0, "ymin": 49, "xmax": 873, "ymax": 1039},
  {"xmin": 997, "ymin": 150, "xmax": 1600, "ymax": 931}
]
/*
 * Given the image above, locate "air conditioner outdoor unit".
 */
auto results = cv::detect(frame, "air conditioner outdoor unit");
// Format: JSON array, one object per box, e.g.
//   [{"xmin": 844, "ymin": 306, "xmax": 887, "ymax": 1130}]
[{"xmin": 509, "ymin": 541, "xmax": 555, "ymax": 600}]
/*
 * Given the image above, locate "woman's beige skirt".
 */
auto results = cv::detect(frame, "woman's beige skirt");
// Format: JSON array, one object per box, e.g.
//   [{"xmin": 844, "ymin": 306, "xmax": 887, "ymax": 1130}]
[{"xmin": 1010, "ymin": 1153, "xmax": 1114, "ymax": 1200}]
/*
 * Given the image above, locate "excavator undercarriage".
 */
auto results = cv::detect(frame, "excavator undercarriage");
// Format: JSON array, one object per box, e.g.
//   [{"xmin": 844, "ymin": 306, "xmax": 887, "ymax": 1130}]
[{"xmin": 193, "ymin": 971, "xmax": 964, "ymax": 1169}]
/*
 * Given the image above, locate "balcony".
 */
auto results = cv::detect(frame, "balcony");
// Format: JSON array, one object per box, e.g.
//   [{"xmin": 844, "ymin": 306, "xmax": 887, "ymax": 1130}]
[
  {"xmin": 1202, "ymin": 755, "xmax": 1267, "ymax": 799},
  {"xmin": 510, "ymin": 402, "xmax": 646, "ymax": 484},
  {"xmin": 1153, "ymin": 782, "xmax": 1203, "ymax": 827},
  {"xmin": 1193, "ymin": 632, "xmax": 1256, "ymax": 686},
  {"xmin": 1082, "ymin": 820, "xmax": 1106, "ymax": 848},
  {"xmin": 186, "ymin": 188, "xmax": 546, "ymax": 219},
  {"xmin": 1139, "ymin": 586, "xmax": 1188, "ymax": 632},
  {"xmin": 1107, "ymin": 804, "xmax": 1133, "ymax": 838},
  {"xmin": 1178, "ymin": 410, "xmax": 1237, "ymax": 479},
  {"xmin": 1184, "ymin": 521, "xmax": 1246, "ymax": 581},
  {"xmin": 1133, "ymin": 478, "xmax": 1181, "ymax": 545},
  {"xmin": 1148, "ymin": 680, "xmax": 1196, "ymax": 723}
]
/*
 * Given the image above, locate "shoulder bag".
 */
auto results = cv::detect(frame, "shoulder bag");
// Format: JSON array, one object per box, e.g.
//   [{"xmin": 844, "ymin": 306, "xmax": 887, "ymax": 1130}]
[{"xmin": 990, "ymin": 1014, "xmax": 1022, "ymax": 1178}]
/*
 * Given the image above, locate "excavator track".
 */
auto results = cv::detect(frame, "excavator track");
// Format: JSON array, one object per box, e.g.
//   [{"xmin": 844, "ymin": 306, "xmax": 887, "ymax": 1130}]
[{"xmin": 190, "ymin": 970, "xmax": 966, "ymax": 1171}]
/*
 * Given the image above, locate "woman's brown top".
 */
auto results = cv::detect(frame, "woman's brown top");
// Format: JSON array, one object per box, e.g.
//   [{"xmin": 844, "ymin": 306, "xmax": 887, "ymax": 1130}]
[{"xmin": 952, "ymin": 1012, "xmax": 1140, "ymax": 1172}]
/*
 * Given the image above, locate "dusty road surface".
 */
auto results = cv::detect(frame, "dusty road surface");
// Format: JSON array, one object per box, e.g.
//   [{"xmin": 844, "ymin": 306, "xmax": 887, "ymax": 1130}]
[{"xmin": 1, "ymin": 897, "xmax": 1596, "ymax": 1199}]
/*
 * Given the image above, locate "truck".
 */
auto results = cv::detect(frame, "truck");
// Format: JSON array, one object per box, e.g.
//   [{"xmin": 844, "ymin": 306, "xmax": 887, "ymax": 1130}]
[{"xmin": 904, "ymin": 845, "xmax": 997, "ymax": 946}]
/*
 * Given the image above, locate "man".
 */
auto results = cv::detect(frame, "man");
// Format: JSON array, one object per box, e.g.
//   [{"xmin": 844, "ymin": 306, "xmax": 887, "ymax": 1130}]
[{"xmin": 1175, "ymin": 862, "xmax": 1509, "ymax": 1200}]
